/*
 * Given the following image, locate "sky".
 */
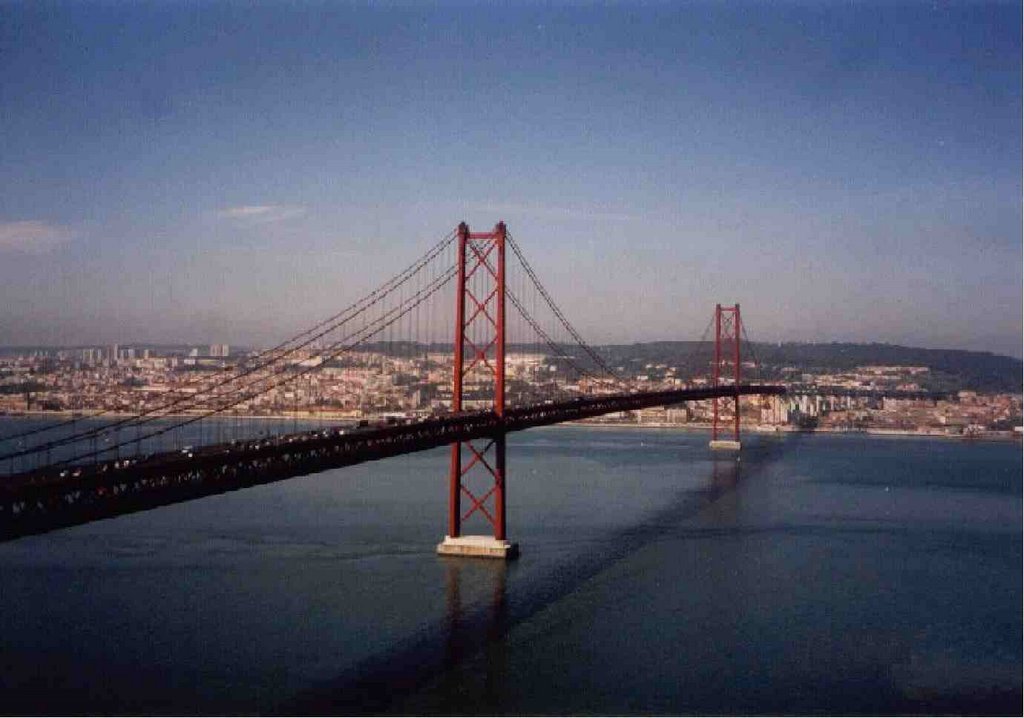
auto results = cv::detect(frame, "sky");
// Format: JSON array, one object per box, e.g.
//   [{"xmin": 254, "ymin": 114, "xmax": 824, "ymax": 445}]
[{"xmin": 0, "ymin": 1, "xmax": 1020, "ymax": 357}]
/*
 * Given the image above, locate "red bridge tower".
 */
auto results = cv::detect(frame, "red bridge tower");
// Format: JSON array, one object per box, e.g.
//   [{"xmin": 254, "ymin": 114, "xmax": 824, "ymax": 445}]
[
  {"xmin": 710, "ymin": 303, "xmax": 743, "ymax": 451},
  {"xmin": 436, "ymin": 222, "xmax": 518, "ymax": 559}
]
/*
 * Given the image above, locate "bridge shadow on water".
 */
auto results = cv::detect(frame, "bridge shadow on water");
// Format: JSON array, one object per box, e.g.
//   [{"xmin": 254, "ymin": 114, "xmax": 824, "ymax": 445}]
[{"xmin": 280, "ymin": 438, "xmax": 791, "ymax": 715}]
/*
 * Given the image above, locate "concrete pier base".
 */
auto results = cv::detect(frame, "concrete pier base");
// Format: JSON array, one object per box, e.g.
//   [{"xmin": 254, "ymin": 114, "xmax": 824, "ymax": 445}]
[
  {"xmin": 436, "ymin": 535, "xmax": 519, "ymax": 560},
  {"xmin": 709, "ymin": 439, "xmax": 742, "ymax": 451}
]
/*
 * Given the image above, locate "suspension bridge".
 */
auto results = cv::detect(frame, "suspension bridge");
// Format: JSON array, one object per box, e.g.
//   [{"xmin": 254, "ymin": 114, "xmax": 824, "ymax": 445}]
[{"xmin": 0, "ymin": 223, "xmax": 784, "ymax": 554}]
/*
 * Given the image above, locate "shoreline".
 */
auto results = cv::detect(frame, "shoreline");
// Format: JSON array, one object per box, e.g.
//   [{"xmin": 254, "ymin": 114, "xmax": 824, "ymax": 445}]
[{"xmin": 558, "ymin": 420, "xmax": 1021, "ymax": 442}]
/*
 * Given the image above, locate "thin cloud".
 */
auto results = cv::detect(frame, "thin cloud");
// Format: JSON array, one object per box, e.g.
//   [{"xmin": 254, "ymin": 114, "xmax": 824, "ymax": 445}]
[
  {"xmin": 474, "ymin": 202, "xmax": 637, "ymax": 223},
  {"xmin": 217, "ymin": 205, "xmax": 307, "ymax": 224},
  {"xmin": 0, "ymin": 220, "xmax": 74, "ymax": 254}
]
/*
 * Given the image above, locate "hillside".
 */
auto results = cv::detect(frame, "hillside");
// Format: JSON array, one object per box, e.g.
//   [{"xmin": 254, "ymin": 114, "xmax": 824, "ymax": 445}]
[{"xmin": 594, "ymin": 341, "xmax": 1023, "ymax": 394}]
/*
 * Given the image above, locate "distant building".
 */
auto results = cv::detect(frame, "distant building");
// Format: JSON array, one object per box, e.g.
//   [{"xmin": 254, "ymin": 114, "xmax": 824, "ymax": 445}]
[{"xmin": 209, "ymin": 344, "xmax": 230, "ymax": 358}]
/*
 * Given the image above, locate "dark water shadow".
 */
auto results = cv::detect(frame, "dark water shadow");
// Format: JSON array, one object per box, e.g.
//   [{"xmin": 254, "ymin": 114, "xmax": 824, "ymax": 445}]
[{"xmin": 279, "ymin": 438, "xmax": 791, "ymax": 714}]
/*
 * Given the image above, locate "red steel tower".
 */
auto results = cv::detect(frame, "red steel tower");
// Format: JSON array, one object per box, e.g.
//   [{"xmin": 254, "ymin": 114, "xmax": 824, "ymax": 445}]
[
  {"xmin": 710, "ymin": 303, "xmax": 743, "ymax": 450},
  {"xmin": 437, "ymin": 222, "xmax": 518, "ymax": 559}
]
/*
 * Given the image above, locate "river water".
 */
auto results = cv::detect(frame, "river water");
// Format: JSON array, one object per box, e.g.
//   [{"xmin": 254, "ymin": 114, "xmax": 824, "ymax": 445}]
[{"xmin": 0, "ymin": 421, "xmax": 1019, "ymax": 714}]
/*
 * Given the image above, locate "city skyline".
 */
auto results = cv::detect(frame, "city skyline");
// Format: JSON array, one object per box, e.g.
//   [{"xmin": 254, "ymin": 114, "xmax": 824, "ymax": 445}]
[{"xmin": 1, "ymin": 2, "xmax": 1020, "ymax": 357}]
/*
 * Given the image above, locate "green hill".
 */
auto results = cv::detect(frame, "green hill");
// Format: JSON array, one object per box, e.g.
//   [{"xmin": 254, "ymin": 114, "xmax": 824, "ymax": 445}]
[{"xmin": 593, "ymin": 341, "xmax": 1022, "ymax": 394}]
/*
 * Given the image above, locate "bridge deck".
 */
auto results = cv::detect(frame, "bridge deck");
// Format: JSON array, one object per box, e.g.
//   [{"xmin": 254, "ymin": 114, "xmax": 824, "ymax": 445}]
[{"xmin": 0, "ymin": 385, "xmax": 784, "ymax": 542}]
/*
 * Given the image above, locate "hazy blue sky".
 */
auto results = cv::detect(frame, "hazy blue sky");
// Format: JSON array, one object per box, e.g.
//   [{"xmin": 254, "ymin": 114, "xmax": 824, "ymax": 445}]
[{"xmin": 1, "ymin": 1, "xmax": 1020, "ymax": 356}]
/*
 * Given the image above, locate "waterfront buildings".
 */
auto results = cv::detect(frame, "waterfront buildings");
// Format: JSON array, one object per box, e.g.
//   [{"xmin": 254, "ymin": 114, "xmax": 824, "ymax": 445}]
[{"xmin": 0, "ymin": 347, "xmax": 1019, "ymax": 438}]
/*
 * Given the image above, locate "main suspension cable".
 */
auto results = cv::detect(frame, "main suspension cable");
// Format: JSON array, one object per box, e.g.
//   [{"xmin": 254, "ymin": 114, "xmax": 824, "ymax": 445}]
[
  {"xmin": 0, "ymin": 231, "xmax": 456, "ymax": 460},
  {"xmin": 506, "ymin": 233, "xmax": 626, "ymax": 384},
  {"xmin": 49, "ymin": 266, "xmax": 458, "ymax": 468},
  {"xmin": 507, "ymin": 289, "xmax": 625, "ymax": 390}
]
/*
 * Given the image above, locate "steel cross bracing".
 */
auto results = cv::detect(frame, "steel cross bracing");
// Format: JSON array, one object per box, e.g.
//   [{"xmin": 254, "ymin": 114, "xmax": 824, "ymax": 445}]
[
  {"xmin": 712, "ymin": 303, "xmax": 743, "ymax": 443},
  {"xmin": 0, "ymin": 385, "xmax": 785, "ymax": 542},
  {"xmin": 448, "ymin": 222, "xmax": 508, "ymax": 541}
]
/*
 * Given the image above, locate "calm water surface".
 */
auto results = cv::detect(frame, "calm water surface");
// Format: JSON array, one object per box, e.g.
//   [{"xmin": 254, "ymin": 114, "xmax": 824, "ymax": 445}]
[{"xmin": 0, "ymin": 421, "xmax": 1019, "ymax": 714}]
